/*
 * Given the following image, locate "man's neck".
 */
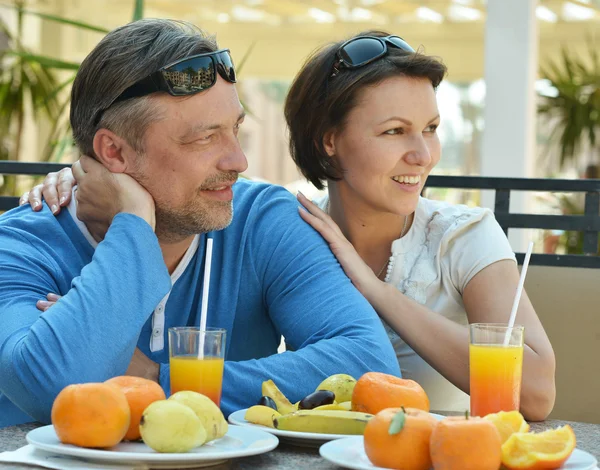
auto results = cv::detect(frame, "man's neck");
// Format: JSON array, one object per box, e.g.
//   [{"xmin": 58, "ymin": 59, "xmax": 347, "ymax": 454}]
[{"xmin": 159, "ymin": 235, "xmax": 196, "ymax": 274}]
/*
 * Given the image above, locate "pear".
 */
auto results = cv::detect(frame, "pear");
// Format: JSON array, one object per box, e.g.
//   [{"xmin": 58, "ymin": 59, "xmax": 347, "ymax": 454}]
[
  {"xmin": 169, "ymin": 391, "xmax": 228, "ymax": 442},
  {"xmin": 140, "ymin": 400, "xmax": 206, "ymax": 453},
  {"xmin": 316, "ymin": 374, "xmax": 357, "ymax": 403}
]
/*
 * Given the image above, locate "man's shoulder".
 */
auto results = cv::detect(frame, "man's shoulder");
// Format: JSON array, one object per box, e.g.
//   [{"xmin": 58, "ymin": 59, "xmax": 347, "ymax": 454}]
[
  {"xmin": 0, "ymin": 204, "xmax": 76, "ymax": 246},
  {"xmin": 232, "ymin": 178, "xmax": 295, "ymax": 214}
]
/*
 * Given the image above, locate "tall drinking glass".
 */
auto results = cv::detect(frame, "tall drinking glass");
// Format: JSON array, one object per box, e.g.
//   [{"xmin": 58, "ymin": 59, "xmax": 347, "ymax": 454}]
[
  {"xmin": 168, "ymin": 327, "xmax": 226, "ymax": 406},
  {"xmin": 469, "ymin": 323, "xmax": 524, "ymax": 417}
]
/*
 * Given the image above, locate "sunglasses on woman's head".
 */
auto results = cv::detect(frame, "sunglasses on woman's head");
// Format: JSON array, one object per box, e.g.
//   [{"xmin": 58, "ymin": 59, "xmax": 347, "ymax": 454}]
[
  {"xmin": 94, "ymin": 49, "xmax": 236, "ymax": 125},
  {"xmin": 330, "ymin": 35, "xmax": 415, "ymax": 78}
]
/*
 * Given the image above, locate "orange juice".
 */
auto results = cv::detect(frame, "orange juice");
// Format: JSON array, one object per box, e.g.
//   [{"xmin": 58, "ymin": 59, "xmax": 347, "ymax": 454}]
[
  {"xmin": 469, "ymin": 344, "xmax": 523, "ymax": 417},
  {"xmin": 170, "ymin": 356, "xmax": 224, "ymax": 406}
]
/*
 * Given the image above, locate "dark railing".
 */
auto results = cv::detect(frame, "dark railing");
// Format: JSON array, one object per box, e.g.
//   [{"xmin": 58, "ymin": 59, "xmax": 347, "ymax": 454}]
[
  {"xmin": 424, "ymin": 175, "xmax": 600, "ymax": 269},
  {"xmin": 2, "ymin": 162, "xmax": 600, "ymax": 268}
]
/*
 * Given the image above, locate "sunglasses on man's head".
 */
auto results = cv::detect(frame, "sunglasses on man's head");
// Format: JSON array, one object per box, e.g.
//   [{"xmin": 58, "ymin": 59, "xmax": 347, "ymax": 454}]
[
  {"xmin": 331, "ymin": 35, "xmax": 415, "ymax": 77},
  {"xmin": 95, "ymin": 49, "xmax": 236, "ymax": 124}
]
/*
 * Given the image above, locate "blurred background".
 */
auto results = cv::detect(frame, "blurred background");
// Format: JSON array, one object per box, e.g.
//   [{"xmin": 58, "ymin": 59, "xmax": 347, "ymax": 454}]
[{"xmin": 1, "ymin": 0, "xmax": 599, "ymax": 254}]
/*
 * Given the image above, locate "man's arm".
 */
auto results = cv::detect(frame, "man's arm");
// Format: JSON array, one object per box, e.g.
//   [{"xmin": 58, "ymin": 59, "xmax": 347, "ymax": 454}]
[
  {"xmin": 0, "ymin": 213, "xmax": 171, "ymax": 423},
  {"xmin": 161, "ymin": 185, "xmax": 401, "ymax": 415}
]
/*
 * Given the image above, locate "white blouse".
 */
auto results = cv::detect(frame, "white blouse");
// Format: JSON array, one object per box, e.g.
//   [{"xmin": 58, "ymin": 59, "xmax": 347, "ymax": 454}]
[{"xmin": 317, "ymin": 195, "xmax": 516, "ymax": 412}]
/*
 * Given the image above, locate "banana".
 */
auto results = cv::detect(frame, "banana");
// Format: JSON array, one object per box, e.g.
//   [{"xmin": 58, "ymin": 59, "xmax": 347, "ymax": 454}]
[
  {"xmin": 261, "ymin": 380, "xmax": 296, "ymax": 415},
  {"xmin": 244, "ymin": 405, "xmax": 281, "ymax": 428},
  {"xmin": 338, "ymin": 401, "xmax": 352, "ymax": 411},
  {"xmin": 273, "ymin": 410, "xmax": 373, "ymax": 435},
  {"xmin": 312, "ymin": 403, "xmax": 348, "ymax": 411}
]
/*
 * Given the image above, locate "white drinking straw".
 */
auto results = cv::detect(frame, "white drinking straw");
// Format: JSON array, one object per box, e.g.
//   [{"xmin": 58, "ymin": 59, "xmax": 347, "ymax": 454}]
[
  {"xmin": 198, "ymin": 238, "xmax": 214, "ymax": 358},
  {"xmin": 504, "ymin": 241, "xmax": 534, "ymax": 346}
]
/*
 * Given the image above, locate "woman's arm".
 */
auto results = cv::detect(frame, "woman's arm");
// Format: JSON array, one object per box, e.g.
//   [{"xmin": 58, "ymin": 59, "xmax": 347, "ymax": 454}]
[
  {"xmin": 369, "ymin": 260, "xmax": 555, "ymax": 421},
  {"xmin": 297, "ymin": 193, "xmax": 556, "ymax": 421}
]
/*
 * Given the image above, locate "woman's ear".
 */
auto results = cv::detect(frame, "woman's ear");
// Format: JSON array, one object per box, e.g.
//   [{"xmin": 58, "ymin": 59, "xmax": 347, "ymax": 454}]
[
  {"xmin": 92, "ymin": 129, "xmax": 133, "ymax": 173},
  {"xmin": 323, "ymin": 129, "xmax": 336, "ymax": 157}
]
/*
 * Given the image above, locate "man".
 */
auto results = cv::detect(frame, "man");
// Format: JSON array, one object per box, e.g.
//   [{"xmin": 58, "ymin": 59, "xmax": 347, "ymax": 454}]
[{"xmin": 0, "ymin": 19, "xmax": 399, "ymax": 427}]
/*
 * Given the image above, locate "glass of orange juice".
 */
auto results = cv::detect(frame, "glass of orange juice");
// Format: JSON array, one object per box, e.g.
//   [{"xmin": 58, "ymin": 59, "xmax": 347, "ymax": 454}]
[
  {"xmin": 168, "ymin": 327, "xmax": 226, "ymax": 407},
  {"xmin": 469, "ymin": 323, "xmax": 524, "ymax": 417}
]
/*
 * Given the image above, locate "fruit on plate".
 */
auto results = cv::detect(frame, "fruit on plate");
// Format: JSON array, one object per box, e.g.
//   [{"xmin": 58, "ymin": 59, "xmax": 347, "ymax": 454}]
[
  {"xmin": 51, "ymin": 382, "xmax": 130, "ymax": 448},
  {"xmin": 315, "ymin": 374, "xmax": 357, "ymax": 403},
  {"xmin": 258, "ymin": 396, "xmax": 278, "ymax": 411},
  {"xmin": 485, "ymin": 410, "xmax": 530, "ymax": 445},
  {"xmin": 430, "ymin": 414, "xmax": 502, "ymax": 470},
  {"xmin": 169, "ymin": 391, "xmax": 228, "ymax": 442},
  {"xmin": 140, "ymin": 400, "xmax": 206, "ymax": 453},
  {"xmin": 105, "ymin": 375, "xmax": 166, "ymax": 441},
  {"xmin": 337, "ymin": 401, "xmax": 352, "ymax": 411},
  {"xmin": 364, "ymin": 407, "xmax": 437, "ymax": 470},
  {"xmin": 501, "ymin": 425, "xmax": 577, "ymax": 470},
  {"xmin": 273, "ymin": 409, "xmax": 373, "ymax": 435},
  {"xmin": 312, "ymin": 403, "xmax": 348, "ymax": 411},
  {"xmin": 298, "ymin": 390, "xmax": 335, "ymax": 410},
  {"xmin": 352, "ymin": 372, "xmax": 430, "ymax": 414},
  {"xmin": 261, "ymin": 379, "xmax": 296, "ymax": 414},
  {"xmin": 245, "ymin": 405, "xmax": 282, "ymax": 428}
]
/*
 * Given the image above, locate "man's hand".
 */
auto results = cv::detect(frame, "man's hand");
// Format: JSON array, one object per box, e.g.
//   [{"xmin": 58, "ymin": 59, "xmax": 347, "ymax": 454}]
[
  {"xmin": 74, "ymin": 155, "xmax": 156, "ymax": 241},
  {"xmin": 125, "ymin": 348, "xmax": 160, "ymax": 383},
  {"xmin": 36, "ymin": 293, "xmax": 160, "ymax": 384}
]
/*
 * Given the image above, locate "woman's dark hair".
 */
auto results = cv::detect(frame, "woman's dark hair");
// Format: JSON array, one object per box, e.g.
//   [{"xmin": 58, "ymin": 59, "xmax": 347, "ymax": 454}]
[{"xmin": 284, "ymin": 30, "xmax": 447, "ymax": 190}]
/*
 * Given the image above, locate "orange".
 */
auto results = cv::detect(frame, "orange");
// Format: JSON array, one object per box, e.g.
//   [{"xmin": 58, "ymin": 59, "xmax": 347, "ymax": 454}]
[
  {"xmin": 351, "ymin": 372, "xmax": 429, "ymax": 414},
  {"xmin": 501, "ymin": 425, "xmax": 577, "ymax": 470},
  {"xmin": 105, "ymin": 376, "xmax": 166, "ymax": 441},
  {"xmin": 51, "ymin": 382, "xmax": 130, "ymax": 448},
  {"xmin": 364, "ymin": 407, "xmax": 437, "ymax": 470},
  {"xmin": 485, "ymin": 410, "xmax": 530, "ymax": 445},
  {"xmin": 430, "ymin": 414, "xmax": 502, "ymax": 470}
]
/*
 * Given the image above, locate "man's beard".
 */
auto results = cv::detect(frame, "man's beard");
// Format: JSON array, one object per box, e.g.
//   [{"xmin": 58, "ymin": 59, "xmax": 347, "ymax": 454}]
[
  {"xmin": 154, "ymin": 197, "xmax": 234, "ymax": 243},
  {"xmin": 134, "ymin": 168, "xmax": 238, "ymax": 243}
]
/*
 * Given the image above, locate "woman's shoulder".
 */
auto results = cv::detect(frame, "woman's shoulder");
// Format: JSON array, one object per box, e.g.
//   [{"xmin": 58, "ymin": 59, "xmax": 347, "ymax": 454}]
[{"xmin": 417, "ymin": 197, "xmax": 492, "ymax": 239}]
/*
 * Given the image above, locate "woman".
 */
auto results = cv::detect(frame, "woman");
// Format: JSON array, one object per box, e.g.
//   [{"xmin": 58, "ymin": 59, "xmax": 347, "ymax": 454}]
[
  {"xmin": 20, "ymin": 31, "xmax": 555, "ymax": 420},
  {"xmin": 285, "ymin": 31, "xmax": 555, "ymax": 420}
]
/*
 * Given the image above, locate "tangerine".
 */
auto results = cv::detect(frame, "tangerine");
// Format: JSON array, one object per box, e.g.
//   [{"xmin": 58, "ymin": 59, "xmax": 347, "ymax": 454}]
[
  {"xmin": 501, "ymin": 425, "xmax": 577, "ymax": 470},
  {"xmin": 364, "ymin": 407, "xmax": 437, "ymax": 470},
  {"xmin": 352, "ymin": 372, "xmax": 429, "ymax": 414},
  {"xmin": 51, "ymin": 382, "xmax": 130, "ymax": 448},
  {"xmin": 430, "ymin": 414, "xmax": 502, "ymax": 470},
  {"xmin": 105, "ymin": 376, "xmax": 166, "ymax": 441}
]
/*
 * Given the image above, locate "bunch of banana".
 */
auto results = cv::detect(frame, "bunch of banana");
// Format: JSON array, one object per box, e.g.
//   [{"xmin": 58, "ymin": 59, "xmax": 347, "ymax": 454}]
[
  {"xmin": 274, "ymin": 409, "xmax": 373, "ymax": 435},
  {"xmin": 244, "ymin": 377, "xmax": 370, "ymax": 434}
]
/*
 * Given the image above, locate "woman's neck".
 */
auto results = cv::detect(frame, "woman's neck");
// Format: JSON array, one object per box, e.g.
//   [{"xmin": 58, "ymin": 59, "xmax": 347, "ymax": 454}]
[{"xmin": 327, "ymin": 184, "xmax": 411, "ymax": 273}]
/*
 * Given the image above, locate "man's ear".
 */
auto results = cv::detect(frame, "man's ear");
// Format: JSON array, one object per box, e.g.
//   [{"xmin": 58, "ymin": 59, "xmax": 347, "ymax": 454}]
[
  {"xmin": 92, "ymin": 129, "xmax": 134, "ymax": 173},
  {"xmin": 322, "ymin": 129, "xmax": 336, "ymax": 157}
]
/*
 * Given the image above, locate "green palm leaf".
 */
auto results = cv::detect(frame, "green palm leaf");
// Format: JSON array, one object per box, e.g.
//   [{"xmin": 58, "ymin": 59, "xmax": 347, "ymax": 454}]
[
  {"xmin": 0, "ymin": 4, "xmax": 109, "ymax": 33},
  {"xmin": 8, "ymin": 51, "xmax": 81, "ymax": 70},
  {"xmin": 539, "ymin": 38, "xmax": 600, "ymax": 170},
  {"xmin": 131, "ymin": 0, "xmax": 144, "ymax": 21}
]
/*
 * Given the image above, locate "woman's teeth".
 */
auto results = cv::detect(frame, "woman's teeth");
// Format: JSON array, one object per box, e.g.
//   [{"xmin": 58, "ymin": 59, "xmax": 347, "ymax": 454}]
[{"xmin": 392, "ymin": 175, "xmax": 421, "ymax": 185}]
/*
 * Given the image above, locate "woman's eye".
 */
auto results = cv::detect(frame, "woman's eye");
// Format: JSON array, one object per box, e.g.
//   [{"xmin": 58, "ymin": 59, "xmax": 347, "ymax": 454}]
[
  {"xmin": 425, "ymin": 124, "xmax": 438, "ymax": 133},
  {"xmin": 384, "ymin": 128, "xmax": 404, "ymax": 135}
]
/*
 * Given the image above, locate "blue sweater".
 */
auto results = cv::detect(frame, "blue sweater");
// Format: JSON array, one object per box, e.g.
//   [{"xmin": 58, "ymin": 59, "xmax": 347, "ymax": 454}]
[{"xmin": 0, "ymin": 179, "xmax": 400, "ymax": 427}]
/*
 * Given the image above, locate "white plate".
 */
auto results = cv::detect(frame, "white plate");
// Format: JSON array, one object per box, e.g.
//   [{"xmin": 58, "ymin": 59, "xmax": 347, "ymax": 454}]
[
  {"xmin": 319, "ymin": 435, "xmax": 599, "ymax": 470},
  {"xmin": 228, "ymin": 409, "xmax": 445, "ymax": 448},
  {"xmin": 26, "ymin": 424, "xmax": 278, "ymax": 469}
]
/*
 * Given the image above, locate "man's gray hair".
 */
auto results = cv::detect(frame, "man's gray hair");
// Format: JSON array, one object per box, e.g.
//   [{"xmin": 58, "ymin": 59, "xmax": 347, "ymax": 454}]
[{"xmin": 71, "ymin": 19, "xmax": 219, "ymax": 157}]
